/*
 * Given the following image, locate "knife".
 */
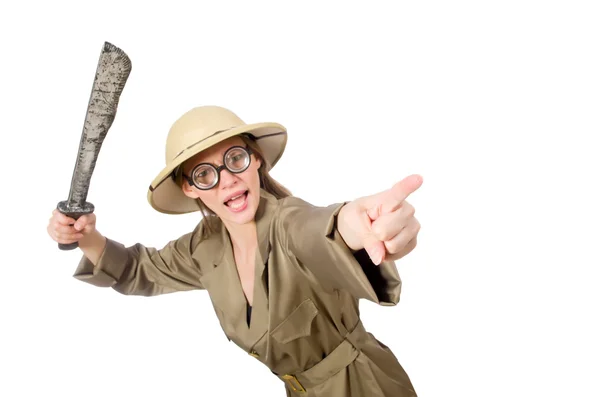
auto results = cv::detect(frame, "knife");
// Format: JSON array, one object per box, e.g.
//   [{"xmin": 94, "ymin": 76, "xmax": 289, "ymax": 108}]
[{"xmin": 57, "ymin": 41, "xmax": 132, "ymax": 250}]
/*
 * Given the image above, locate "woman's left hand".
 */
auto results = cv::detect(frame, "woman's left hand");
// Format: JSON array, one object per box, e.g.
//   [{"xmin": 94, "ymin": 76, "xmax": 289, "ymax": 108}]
[{"xmin": 337, "ymin": 174, "xmax": 423, "ymax": 265}]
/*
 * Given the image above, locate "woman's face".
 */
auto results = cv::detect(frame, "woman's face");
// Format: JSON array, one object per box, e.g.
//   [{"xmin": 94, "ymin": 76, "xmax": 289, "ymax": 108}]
[{"xmin": 181, "ymin": 136, "xmax": 262, "ymax": 227}]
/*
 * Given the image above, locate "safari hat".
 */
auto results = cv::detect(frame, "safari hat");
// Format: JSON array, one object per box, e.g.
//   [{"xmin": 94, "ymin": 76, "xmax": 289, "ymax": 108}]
[{"xmin": 148, "ymin": 105, "xmax": 287, "ymax": 214}]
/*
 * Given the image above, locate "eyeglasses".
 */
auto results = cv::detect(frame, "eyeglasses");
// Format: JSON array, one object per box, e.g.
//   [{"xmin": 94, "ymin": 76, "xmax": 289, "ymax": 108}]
[{"xmin": 178, "ymin": 145, "xmax": 254, "ymax": 190}]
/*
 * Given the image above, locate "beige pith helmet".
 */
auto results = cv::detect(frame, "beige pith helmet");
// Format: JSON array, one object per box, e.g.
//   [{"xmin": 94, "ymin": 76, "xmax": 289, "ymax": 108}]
[{"xmin": 147, "ymin": 105, "xmax": 287, "ymax": 214}]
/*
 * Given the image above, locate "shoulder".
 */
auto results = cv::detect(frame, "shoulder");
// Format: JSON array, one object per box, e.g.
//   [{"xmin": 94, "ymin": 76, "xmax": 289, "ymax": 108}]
[
  {"xmin": 270, "ymin": 194, "xmax": 324, "ymax": 236},
  {"xmin": 178, "ymin": 216, "xmax": 222, "ymax": 252},
  {"xmin": 179, "ymin": 217, "xmax": 227, "ymax": 269},
  {"xmin": 276, "ymin": 194, "xmax": 317, "ymax": 212},
  {"xmin": 259, "ymin": 189, "xmax": 316, "ymax": 224},
  {"xmin": 269, "ymin": 195, "xmax": 317, "ymax": 229}
]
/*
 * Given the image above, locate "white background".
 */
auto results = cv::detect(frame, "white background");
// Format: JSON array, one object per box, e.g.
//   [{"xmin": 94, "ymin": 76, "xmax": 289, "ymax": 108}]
[{"xmin": 1, "ymin": 1, "xmax": 599, "ymax": 396}]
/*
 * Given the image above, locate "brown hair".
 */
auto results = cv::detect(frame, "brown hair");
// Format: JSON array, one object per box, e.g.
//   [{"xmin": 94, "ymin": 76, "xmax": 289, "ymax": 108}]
[{"xmin": 175, "ymin": 133, "xmax": 291, "ymax": 239}]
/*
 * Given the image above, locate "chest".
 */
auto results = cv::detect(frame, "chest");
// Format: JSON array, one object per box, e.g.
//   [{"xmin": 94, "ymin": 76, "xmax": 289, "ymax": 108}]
[
  {"xmin": 203, "ymin": 241, "xmax": 333, "ymax": 340},
  {"xmin": 233, "ymin": 251, "xmax": 256, "ymax": 306},
  {"xmin": 203, "ymin": 246, "xmax": 344, "ymax": 374}
]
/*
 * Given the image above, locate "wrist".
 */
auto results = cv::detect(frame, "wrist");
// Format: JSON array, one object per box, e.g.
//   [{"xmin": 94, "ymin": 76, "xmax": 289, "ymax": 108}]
[
  {"xmin": 79, "ymin": 229, "xmax": 105, "ymax": 249},
  {"xmin": 78, "ymin": 230, "xmax": 107, "ymax": 266},
  {"xmin": 337, "ymin": 203, "xmax": 363, "ymax": 251}
]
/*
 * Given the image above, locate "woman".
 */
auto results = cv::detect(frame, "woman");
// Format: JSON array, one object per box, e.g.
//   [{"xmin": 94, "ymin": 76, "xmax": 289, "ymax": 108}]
[{"xmin": 47, "ymin": 105, "xmax": 422, "ymax": 396}]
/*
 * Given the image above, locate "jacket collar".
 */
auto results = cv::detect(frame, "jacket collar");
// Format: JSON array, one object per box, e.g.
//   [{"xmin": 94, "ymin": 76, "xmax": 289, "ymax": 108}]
[{"xmin": 194, "ymin": 189, "xmax": 278, "ymax": 348}]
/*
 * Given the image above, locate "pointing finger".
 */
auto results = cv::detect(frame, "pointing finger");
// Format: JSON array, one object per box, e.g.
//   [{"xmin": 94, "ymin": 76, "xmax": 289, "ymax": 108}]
[
  {"xmin": 382, "ymin": 174, "xmax": 422, "ymax": 212},
  {"xmin": 366, "ymin": 174, "xmax": 423, "ymax": 219}
]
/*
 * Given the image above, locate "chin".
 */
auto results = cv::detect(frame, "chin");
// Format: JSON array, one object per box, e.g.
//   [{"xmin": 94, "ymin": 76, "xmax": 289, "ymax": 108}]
[{"xmin": 229, "ymin": 212, "xmax": 256, "ymax": 225}]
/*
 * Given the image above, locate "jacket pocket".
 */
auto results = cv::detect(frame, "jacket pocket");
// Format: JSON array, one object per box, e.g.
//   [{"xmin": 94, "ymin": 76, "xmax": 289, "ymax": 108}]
[{"xmin": 270, "ymin": 298, "xmax": 319, "ymax": 344}]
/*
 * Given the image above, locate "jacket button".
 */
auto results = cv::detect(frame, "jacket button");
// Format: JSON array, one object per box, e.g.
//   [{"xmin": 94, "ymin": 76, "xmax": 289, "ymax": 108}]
[{"xmin": 249, "ymin": 350, "xmax": 259, "ymax": 358}]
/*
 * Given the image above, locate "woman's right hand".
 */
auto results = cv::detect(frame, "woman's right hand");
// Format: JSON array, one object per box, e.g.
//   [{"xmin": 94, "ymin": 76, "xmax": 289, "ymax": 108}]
[{"xmin": 47, "ymin": 209, "xmax": 97, "ymax": 246}]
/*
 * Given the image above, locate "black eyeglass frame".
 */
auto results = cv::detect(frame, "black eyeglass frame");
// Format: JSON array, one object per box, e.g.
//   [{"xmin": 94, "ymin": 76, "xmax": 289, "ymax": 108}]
[{"xmin": 179, "ymin": 145, "xmax": 254, "ymax": 190}]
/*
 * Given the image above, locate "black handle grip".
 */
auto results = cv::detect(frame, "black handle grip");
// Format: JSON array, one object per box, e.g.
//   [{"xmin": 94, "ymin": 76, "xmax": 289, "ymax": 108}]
[
  {"xmin": 56, "ymin": 200, "xmax": 95, "ymax": 251},
  {"xmin": 59, "ymin": 241, "xmax": 80, "ymax": 250}
]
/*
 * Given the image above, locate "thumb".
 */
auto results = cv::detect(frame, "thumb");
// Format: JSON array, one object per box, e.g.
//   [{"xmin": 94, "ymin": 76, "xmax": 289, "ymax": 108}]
[
  {"xmin": 363, "ymin": 236, "xmax": 386, "ymax": 266},
  {"xmin": 74, "ymin": 214, "xmax": 94, "ymax": 232}
]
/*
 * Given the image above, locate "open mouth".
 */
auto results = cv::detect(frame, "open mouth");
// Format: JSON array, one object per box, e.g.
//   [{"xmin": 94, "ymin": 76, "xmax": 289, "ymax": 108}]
[{"xmin": 224, "ymin": 190, "xmax": 249, "ymax": 211}]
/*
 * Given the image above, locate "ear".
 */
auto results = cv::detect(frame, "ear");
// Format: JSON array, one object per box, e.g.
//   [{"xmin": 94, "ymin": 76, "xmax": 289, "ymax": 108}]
[{"xmin": 181, "ymin": 180, "xmax": 199, "ymax": 199}]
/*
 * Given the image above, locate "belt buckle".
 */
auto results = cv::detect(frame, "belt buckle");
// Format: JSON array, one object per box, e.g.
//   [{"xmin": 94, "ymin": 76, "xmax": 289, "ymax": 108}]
[{"xmin": 282, "ymin": 374, "xmax": 306, "ymax": 393}]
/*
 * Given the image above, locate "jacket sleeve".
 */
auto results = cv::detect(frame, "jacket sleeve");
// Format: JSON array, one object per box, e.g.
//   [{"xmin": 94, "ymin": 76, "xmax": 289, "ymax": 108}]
[
  {"xmin": 72, "ymin": 230, "xmax": 204, "ymax": 296},
  {"xmin": 278, "ymin": 196, "xmax": 401, "ymax": 306}
]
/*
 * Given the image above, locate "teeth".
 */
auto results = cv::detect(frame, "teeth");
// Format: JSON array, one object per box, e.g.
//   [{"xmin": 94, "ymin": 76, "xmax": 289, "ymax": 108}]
[
  {"xmin": 226, "ymin": 191, "xmax": 247, "ymax": 209},
  {"xmin": 229, "ymin": 195, "xmax": 246, "ymax": 209},
  {"xmin": 227, "ymin": 191, "xmax": 246, "ymax": 202}
]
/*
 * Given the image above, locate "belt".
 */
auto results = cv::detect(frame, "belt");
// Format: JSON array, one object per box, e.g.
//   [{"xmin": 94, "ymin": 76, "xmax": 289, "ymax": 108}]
[{"xmin": 278, "ymin": 320, "xmax": 365, "ymax": 393}]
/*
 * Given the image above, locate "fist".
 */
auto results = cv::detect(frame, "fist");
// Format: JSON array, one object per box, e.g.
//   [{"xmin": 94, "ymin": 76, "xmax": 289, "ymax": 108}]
[
  {"xmin": 368, "ymin": 197, "xmax": 420, "ymax": 264},
  {"xmin": 47, "ymin": 209, "xmax": 97, "ymax": 245}
]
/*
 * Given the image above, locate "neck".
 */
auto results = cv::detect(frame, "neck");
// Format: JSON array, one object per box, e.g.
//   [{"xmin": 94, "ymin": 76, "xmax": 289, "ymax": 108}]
[{"xmin": 224, "ymin": 219, "xmax": 258, "ymax": 254}]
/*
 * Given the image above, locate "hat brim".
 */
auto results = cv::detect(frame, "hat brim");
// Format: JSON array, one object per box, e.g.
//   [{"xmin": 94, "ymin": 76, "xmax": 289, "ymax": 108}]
[{"xmin": 147, "ymin": 122, "xmax": 287, "ymax": 214}]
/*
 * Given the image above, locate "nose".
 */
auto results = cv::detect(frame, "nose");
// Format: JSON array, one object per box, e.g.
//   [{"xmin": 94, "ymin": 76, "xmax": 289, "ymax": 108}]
[{"xmin": 218, "ymin": 167, "xmax": 239, "ymax": 189}]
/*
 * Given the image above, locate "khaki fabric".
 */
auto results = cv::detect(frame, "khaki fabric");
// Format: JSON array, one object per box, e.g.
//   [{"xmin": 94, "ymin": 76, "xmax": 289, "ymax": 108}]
[{"xmin": 73, "ymin": 189, "xmax": 418, "ymax": 396}]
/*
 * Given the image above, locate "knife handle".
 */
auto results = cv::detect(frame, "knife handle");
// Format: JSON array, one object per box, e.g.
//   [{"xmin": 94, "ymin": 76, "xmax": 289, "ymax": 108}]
[{"xmin": 56, "ymin": 201, "xmax": 95, "ymax": 250}]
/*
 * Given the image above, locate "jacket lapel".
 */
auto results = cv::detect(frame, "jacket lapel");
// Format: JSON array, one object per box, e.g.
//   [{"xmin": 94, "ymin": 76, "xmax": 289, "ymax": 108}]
[
  {"xmin": 198, "ymin": 189, "xmax": 277, "ymax": 348},
  {"xmin": 240, "ymin": 189, "xmax": 277, "ymax": 345},
  {"xmin": 245, "ymin": 190, "xmax": 274, "ymax": 344},
  {"xmin": 195, "ymin": 228, "xmax": 246, "ymax": 327}
]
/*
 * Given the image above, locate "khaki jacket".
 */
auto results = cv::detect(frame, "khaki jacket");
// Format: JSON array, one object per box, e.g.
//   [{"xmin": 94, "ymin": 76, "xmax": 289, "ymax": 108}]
[{"xmin": 73, "ymin": 189, "xmax": 418, "ymax": 396}]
